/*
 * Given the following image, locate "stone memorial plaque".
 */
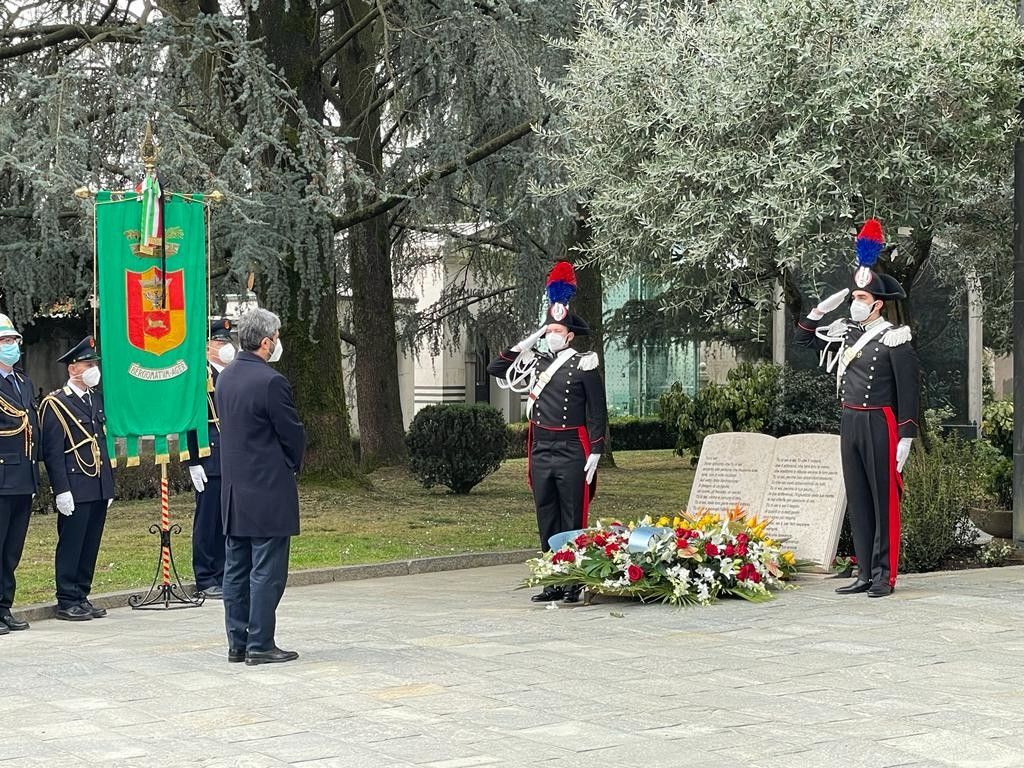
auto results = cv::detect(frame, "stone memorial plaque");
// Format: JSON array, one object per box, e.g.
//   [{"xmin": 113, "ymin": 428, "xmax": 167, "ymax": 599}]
[
  {"xmin": 687, "ymin": 432, "xmax": 845, "ymax": 573},
  {"xmin": 686, "ymin": 433, "xmax": 777, "ymax": 516},
  {"xmin": 761, "ymin": 434, "xmax": 845, "ymax": 572}
]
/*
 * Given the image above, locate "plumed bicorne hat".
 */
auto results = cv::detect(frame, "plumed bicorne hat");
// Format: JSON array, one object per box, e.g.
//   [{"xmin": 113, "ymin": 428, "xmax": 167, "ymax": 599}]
[
  {"xmin": 850, "ymin": 219, "xmax": 906, "ymax": 300},
  {"xmin": 544, "ymin": 262, "xmax": 590, "ymax": 336}
]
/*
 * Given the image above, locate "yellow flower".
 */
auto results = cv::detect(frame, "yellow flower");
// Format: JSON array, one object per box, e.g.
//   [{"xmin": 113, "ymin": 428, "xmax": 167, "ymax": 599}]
[
  {"xmin": 657, "ymin": 516, "xmax": 670, "ymax": 527},
  {"xmin": 781, "ymin": 551, "xmax": 796, "ymax": 565}
]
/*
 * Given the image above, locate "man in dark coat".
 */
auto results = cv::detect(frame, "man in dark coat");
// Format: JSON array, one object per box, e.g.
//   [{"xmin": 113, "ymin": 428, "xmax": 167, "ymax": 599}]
[
  {"xmin": 39, "ymin": 336, "xmax": 115, "ymax": 621},
  {"xmin": 795, "ymin": 219, "xmax": 920, "ymax": 598},
  {"xmin": 0, "ymin": 314, "xmax": 40, "ymax": 633},
  {"xmin": 185, "ymin": 319, "xmax": 237, "ymax": 599},
  {"xmin": 215, "ymin": 308, "xmax": 305, "ymax": 665},
  {"xmin": 487, "ymin": 262, "xmax": 608, "ymax": 604}
]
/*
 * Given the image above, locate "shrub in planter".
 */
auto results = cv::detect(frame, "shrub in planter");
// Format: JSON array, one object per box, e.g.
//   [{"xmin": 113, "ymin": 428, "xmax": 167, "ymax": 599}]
[{"xmin": 407, "ymin": 403, "xmax": 507, "ymax": 494}]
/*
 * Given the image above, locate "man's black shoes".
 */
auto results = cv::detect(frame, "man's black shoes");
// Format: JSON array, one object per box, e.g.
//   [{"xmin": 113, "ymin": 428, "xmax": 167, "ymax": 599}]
[
  {"xmin": 245, "ymin": 647, "xmax": 299, "ymax": 666},
  {"xmin": 835, "ymin": 579, "xmax": 872, "ymax": 595},
  {"xmin": 530, "ymin": 585, "xmax": 565, "ymax": 602},
  {"xmin": 228, "ymin": 648, "xmax": 245, "ymax": 663},
  {"xmin": 56, "ymin": 605, "xmax": 93, "ymax": 621},
  {"xmin": 82, "ymin": 601, "xmax": 106, "ymax": 618},
  {"xmin": 563, "ymin": 584, "xmax": 584, "ymax": 603},
  {"xmin": 868, "ymin": 584, "xmax": 894, "ymax": 598},
  {"xmin": 0, "ymin": 611, "xmax": 28, "ymax": 631}
]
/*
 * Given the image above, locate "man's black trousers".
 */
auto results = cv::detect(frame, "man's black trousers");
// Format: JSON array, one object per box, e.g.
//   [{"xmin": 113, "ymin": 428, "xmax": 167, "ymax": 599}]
[
  {"xmin": 529, "ymin": 427, "xmax": 591, "ymax": 552},
  {"xmin": 840, "ymin": 406, "xmax": 903, "ymax": 589}
]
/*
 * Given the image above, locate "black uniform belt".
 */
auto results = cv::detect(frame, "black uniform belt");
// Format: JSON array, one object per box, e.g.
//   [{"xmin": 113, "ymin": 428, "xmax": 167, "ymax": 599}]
[{"xmin": 532, "ymin": 425, "xmax": 585, "ymax": 438}]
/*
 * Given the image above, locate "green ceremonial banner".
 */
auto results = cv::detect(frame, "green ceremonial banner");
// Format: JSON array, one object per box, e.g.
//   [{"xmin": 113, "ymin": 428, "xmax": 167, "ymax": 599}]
[{"xmin": 95, "ymin": 191, "xmax": 209, "ymax": 466}]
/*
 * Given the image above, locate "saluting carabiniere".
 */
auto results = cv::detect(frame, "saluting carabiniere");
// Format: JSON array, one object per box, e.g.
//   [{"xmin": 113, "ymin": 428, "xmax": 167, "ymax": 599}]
[
  {"xmin": 488, "ymin": 262, "xmax": 607, "ymax": 604},
  {"xmin": 795, "ymin": 219, "xmax": 920, "ymax": 599}
]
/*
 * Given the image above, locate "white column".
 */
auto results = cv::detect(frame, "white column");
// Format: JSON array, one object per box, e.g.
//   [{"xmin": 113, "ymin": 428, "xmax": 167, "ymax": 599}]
[
  {"xmin": 772, "ymin": 280, "xmax": 786, "ymax": 365},
  {"xmin": 967, "ymin": 270, "xmax": 984, "ymax": 436}
]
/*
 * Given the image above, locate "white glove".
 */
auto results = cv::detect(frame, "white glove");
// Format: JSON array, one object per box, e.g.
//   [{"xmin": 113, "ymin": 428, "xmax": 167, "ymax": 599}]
[
  {"xmin": 511, "ymin": 325, "xmax": 547, "ymax": 353},
  {"xmin": 896, "ymin": 438, "xmax": 913, "ymax": 473},
  {"xmin": 107, "ymin": 499, "xmax": 113, "ymax": 509},
  {"xmin": 584, "ymin": 453, "xmax": 600, "ymax": 484},
  {"xmin": 808, "ymin": 288, "xmax": 850, "ymax": 320},
  {"xmin": 189, "ymin": 464, "xmax": 208, "ymax": 493},
  {"xmin": 56, "ymin": 491, "xmax": 75, "ymax": 516}
]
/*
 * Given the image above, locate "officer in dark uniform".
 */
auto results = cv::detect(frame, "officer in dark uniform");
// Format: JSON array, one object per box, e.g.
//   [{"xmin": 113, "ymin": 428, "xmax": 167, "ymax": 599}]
[
  {"xmin": 185, "ymin": 319, "xmax": 236, "ymax": 599},
  {"xmin": 487, "ymin": 262, "xmax": 607, "ymax": 603},
  {"xmin": 0, "ymin": 314, "xmax": 40, "ymax": 633},
  {"xmin": 39, "ymin": 336, "xmax": 115, "ymax": 621},
  {"xmin": 795, "ymin": 219, "xmax": 920, "ymax": 598}
]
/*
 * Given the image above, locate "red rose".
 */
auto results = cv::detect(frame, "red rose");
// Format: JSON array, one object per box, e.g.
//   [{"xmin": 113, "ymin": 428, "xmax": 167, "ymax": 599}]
[
  {"xmin": 574, "ymin": 534, "xmax": 589, "ymax": 548},
  {"xmin": 704, "ymin": 543, "xmax": 719, "ymax": 557},
  {"xmin": 736, "ymin": 543, "xmax": 748, "ymax": 557},
  {"xmin": 850, "ymin": 556, "xmax": 858, "ymax": 564},
  {"xmin": 724, "ymin": 544, "xmax": 736, "ymax": 557},
  {"xmin": 736, "ymin": 533, "xmax": 749, "ymax": 545},
  {"xmin": 552, "ymin": 550, "xmax": 576, "ymax": 565},
  {"xmin": 627, "ymin": 564, "xmax": 644, "ymax": 582},
  {"xmin": 604, "ymin": 544, "xmax": 619, "ymax": 557},
  {"xmin": 676, "ymin": 538, "xmax": 689, "ymax": 550},
  {"xmin": 594, "ymin": 533, "xmax": 608, "ymax": 547},
  {"xmin": 749, "ymin": 570, "xmax": 762, "ymax": 584}
]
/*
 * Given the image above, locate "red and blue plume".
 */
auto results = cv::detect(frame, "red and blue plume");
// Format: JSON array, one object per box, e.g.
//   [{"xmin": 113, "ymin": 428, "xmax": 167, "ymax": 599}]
[
  {"xmin": 855, "ymin": 219, "xmax": 885, "ymax": 267},
  {"xmin": 546, "ymin": 261, "xmax": 577, "ymax": 305}
]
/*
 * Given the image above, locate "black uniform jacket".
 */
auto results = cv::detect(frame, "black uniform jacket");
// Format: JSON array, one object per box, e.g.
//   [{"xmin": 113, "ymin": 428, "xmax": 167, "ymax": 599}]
[
  {"xmin": 186, "ymin": 363, "xmax": 223, "ymax": 477},
  {"xmin": 215, "ymin": 351, "xmax": 306, "ymax": 538},
  {"xmin": 0, "ymin": 371, "xmax": 40, "ymax": 496},
  {"xmin": 795, "ymin": 315, "xmax": 920, "ymax": 439},
  {"xmin": 487, "ymin": 348, "xmax": 608, "ymax": 453},
  {"xmin": 39, "ymin": 385, "xmax": 115, "ymax": 503}
]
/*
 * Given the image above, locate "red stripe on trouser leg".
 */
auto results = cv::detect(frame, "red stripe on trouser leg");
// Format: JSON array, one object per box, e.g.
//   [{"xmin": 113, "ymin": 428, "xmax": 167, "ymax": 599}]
[
  {"xmin": 882, "ymin": 407, "xmax": 901, "ymax": 587},
  {"xmin": 577, "ymin": 427, "xmax": 592, "ymax": 528},
  {"xmin": 525, "ymin": 423, "xmax": 533, "ymax": 490}
]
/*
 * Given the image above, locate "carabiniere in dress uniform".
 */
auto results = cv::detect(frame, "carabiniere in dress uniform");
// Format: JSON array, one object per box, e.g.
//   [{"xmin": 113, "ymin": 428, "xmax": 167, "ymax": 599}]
[
  {"xmin": 488, "ymin": 262, "xmax": 608, "ymax": 605},
  {"xmin": 795, "ymin": 219, "xmax": 920, "ymax": 599}
]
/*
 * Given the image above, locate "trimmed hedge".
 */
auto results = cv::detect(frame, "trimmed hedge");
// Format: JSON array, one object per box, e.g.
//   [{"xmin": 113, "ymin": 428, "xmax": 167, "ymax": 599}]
[{"xmin": 406, "ymin": 403, "xmax": 507, "ymax": 493}]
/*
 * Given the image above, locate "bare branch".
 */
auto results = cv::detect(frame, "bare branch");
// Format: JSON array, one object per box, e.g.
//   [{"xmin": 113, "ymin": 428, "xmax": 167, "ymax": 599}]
[
  {"xmin": 400, "ymin": 224, "xmax": 517, "ymax": 253},
  {"xmin": 0, "ymin": 24, "xmax": 144, "ymax": 60},
  {"xmin": 332, "ymin": 115, "xmax": 547, "ymax": 233},
  {"xmin": 318, "ymin": 1, "xmax": 388, "ymax": 69}
]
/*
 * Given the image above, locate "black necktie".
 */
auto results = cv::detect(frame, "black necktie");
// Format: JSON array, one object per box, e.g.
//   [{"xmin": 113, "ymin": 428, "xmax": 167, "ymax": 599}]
[{"xmin": 4, "ymin": 375, "xmax": 19, "ymax": 401}]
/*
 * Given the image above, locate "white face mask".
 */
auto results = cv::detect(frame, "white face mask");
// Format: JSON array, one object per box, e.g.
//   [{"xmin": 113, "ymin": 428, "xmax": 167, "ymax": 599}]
[
  {"xmin": 81, "ymin": 366, "xmax": 101, "ymax": 388},
  {"xmin": 849, "ymin": 300, "xmax": 877, "ymax": 323},
  {"xmin": 268, "ymin": 337, "xmax": 283, "ymax": 363},
  {"xmin": 545, "ymin": 332, "xmax": 568, "ymax": 353},
  {"xmin": 217, "ymin": 344, "xmax": 236, "ymax": 365}
]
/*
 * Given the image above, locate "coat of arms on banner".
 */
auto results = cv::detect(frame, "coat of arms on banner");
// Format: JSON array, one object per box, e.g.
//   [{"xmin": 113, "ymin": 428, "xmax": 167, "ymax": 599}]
[{"xmin": 126, "ymin": 267, "xmax": 186, "ymax": 355}]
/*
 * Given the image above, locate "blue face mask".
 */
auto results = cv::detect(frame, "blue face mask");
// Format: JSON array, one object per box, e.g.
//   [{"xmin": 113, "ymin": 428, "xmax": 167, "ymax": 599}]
[{"xmin": 0, "ymin": 343, "xmax": 20, "ymax": 367}]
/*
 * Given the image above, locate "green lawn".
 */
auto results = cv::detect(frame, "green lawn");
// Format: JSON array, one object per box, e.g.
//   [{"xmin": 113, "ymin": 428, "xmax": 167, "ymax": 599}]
[{"xmin": 14, "ymin": 450, "xmax": 694, "ymax": 607}]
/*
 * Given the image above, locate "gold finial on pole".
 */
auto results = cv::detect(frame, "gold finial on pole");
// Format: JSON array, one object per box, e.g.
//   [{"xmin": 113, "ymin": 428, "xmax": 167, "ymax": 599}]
[
  {"xmin": 140, "ymin": 120, "xmax": 159, "ymax": 173},
  {"xmin": 73, "ymin": 186, "xmax": 93, "ymax": 200},
  {"xmin": 206, "ymin": 190, "xmax": 225, "ymax": 205}
]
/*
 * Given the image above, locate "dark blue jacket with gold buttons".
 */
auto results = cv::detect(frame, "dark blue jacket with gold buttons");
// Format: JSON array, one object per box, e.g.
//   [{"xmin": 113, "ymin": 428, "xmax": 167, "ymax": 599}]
[
  {"xmin": 795, "ymin": 316, "xmax": 920, "ymax": 438},
  {"xmin": 487, "ymin": 348, "xmax": 608, "ymax": 453},
  {"xmin": 0, "ymin": 371, "xmax": 40, "ymax": 496},
  {"xmin": 39, "ymin": 385, "xmax": 115, "ymax": 502}
]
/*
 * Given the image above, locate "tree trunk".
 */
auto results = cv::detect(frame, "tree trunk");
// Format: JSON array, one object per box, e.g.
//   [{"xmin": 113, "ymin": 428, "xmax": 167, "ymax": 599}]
[
  {"xmin": 566, "ymin": 201, "xmax": 616, "ymax": 468},
  {"xmin": 333, "ymin": 2, "xmax": 408, "ymax": 471},
  {"xmin": 249, "ymin": 1, "xmax": 359, "ymax": 479}
]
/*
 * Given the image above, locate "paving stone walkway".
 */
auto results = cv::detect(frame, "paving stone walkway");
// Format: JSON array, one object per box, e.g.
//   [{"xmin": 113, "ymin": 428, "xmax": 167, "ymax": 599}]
[{"xmin": 3, "ymin": 564, "xmax": 1024, "ymax": 767}]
